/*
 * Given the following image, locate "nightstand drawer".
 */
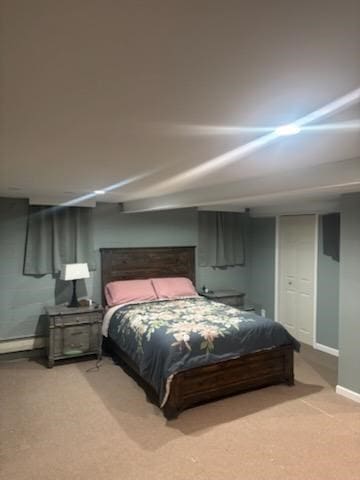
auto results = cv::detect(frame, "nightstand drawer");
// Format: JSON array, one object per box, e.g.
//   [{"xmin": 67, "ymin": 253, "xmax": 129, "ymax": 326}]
[
  {"xmin": 53, "ymin": 323, "xmax": 98, "ymax": 357},
  {"xmin": 63, "ymin": 326, "xmax": 90, "ymax": 355},
  {"xmin": 54, "ymin": 313, "xmax": 101, "ymax": 327}
]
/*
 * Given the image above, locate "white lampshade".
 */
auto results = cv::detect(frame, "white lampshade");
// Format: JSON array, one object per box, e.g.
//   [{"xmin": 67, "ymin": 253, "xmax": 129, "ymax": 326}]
[{"xmin": 60, "ymin": 263, "xmax": 90, "ymax": 281}]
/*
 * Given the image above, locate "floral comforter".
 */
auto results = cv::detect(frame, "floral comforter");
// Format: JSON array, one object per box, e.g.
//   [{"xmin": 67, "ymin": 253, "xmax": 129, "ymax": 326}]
[{"xmin": 107, "ymin": 297, "xmax": 300, "ymax": 406}]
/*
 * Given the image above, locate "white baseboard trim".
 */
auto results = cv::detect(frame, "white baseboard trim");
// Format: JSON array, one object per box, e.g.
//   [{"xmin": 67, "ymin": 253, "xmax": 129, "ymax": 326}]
[
  {"xmin": 314, "ymin": 342, "xmax": 339, "ymax": 357},
  {"xmin": 0, "ymin": 336, "xmax": 46, "ymax": 354},
  {"xmin": 336, "ymin": 385, "xmax": 360, "ymax": 403}
]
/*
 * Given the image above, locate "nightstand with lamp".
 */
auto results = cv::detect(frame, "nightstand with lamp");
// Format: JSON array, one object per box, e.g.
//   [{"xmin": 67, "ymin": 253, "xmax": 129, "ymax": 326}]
[{"xmin": 45, "ymin": 263, "xmax": 103, "ymax": 368}]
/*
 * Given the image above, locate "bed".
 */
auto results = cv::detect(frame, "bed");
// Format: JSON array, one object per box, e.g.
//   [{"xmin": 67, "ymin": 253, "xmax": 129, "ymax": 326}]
[{"xmin": 101, "ymin": 246, "xmax": 299, "ymax": 419}]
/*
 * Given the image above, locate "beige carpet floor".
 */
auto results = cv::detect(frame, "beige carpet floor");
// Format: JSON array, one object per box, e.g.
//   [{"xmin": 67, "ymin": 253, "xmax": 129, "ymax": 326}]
[{"xmin": 0, "ymin": 346, "xmax": 359, "ymax": 480}]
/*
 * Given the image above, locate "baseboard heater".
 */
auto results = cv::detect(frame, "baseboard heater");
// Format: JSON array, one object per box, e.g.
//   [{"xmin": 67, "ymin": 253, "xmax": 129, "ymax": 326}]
[{"xmin": 0, "ymin": 336, "xmax": 46, "ymax": 355}]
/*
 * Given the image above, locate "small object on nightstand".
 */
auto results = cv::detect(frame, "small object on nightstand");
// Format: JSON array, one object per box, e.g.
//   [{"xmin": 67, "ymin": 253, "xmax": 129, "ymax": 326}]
[
  {"xmin": 200, "ymin": 289, "xmax": 245, "ymax": 308},
  {"xmin": 45, "ymin": 304, "xmax": 103, "ymax": 368},
  {"xmin": 202, "ymin": 285, "xmax": 213, "ymax": 294},
  {"xmin": 78, "ymin": 298, "xmax": 92, "ymax": 307}
]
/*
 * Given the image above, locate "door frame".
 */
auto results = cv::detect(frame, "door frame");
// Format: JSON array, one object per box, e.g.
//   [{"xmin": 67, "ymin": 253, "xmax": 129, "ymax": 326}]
[{"xmin": 274, "ymin": 214, "xmax": 319, "ymax": 349}]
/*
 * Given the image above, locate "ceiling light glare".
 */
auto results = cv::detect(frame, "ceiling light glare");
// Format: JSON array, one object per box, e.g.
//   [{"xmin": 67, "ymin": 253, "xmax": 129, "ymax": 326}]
[
  {"xmin": 94, "ymin": 190, "xmax": 105, "ymax": 195},
  {"xmin": 274, "ymin": 124, "xmax": 301, "ymax": 136}
]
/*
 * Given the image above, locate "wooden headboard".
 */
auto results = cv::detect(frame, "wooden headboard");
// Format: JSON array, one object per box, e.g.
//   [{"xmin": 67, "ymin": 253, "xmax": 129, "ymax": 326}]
[{"xmin": 100, "ymin": 246, "xmax": 196, "ymax": 305}]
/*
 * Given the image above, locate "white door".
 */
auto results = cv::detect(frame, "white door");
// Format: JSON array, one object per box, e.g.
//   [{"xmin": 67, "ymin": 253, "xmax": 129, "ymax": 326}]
[{"xmin": 278, "ymin": 215, "xmax": 316, "ymax": 345}]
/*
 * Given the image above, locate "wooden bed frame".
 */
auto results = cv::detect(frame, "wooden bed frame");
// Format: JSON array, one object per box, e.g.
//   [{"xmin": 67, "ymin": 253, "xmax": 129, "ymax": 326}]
[{"xmin": 100, "ymin": 246, "xmax": 295, "ymax": 419}]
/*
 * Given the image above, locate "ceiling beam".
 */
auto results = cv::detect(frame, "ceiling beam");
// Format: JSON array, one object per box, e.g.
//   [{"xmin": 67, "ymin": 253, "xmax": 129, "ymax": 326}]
[{"xmin": 121, "ymin": 157, "xmax": 360, "ymax": 212}]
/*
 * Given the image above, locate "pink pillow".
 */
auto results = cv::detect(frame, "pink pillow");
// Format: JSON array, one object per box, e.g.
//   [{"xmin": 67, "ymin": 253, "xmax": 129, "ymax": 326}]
[
  {"xmin": 104, "ymin": 279, "xmax": 157, "ymax": 306},
  {"xmin": 151, "ymin": 277, "xmax": 198, "ymax": 300}
]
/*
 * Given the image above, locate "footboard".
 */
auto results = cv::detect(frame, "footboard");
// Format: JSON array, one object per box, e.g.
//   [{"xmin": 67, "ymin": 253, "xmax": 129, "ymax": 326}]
[
  {"xmin": 105, "ymin": 337, "xmax": 294, "ymax": 420},
  {"xmin": 163, "ymin": 345, "xmax": 294, "ymax": 419}
]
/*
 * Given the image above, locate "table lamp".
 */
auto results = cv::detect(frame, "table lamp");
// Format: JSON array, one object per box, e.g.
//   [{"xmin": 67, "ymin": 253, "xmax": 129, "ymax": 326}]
[{"xmin": 60, "ymin": 263, "xmax": 90, "ymax": 308}]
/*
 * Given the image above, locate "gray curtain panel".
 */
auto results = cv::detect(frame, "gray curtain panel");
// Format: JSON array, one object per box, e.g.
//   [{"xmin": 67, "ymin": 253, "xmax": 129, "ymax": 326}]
[
  {"xmin": 24, "ymin": 205, "xmax": 95, "ymax": 275},
  {"xmin": 322, "ymin": 213, "xmax": 340, "ymax": 262},
  {"xmin": 199, "ymin": 211, "xmax": 246, "ymax": 267}
]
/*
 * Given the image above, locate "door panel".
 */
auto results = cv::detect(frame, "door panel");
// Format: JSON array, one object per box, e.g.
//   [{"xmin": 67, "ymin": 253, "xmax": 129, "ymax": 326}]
[
  {"xmin": 282, "ymin": 289, "xmax": 297, "ymax": 335},
  {"xmin": 278, "ymin": 215, "xmax": 316, "ymax": 345}
]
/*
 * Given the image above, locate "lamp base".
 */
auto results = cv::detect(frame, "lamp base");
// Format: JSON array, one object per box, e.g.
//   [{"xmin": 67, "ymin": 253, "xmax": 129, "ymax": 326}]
[
  {"xmin": 67, "ymin": 279, "xmax": 80, "ymax": 308},
  {"xmin": 67, "ymin": 300, "xmax": 80, "ymax": 308}
]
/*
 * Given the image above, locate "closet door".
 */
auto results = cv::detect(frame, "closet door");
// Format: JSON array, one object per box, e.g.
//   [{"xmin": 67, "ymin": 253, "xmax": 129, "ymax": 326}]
[{"xmin": 278, "ymin": 215, "xmax": 316, "ymax": 345}]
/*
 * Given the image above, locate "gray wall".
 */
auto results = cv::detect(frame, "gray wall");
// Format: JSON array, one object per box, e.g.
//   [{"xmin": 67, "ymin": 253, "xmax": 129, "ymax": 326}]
[
  {"xmin": 91, "ymin": 203, "xmax": 248, "ymax": 303},
  {"xmin": 247, "ymin": 217, "xmax": 276, "ymax": 318},
  {"xmin": 0, "ymin": 198, "xmax": 54, "ymax": 339},
  {"xmin": 338, "ymin": 193, "xmax": 360, "ymax": 394},
  {"xmin": 0, "ymin": 199, "xmax": 247, "ymax": 340},
  {"xmin": 316, "ymin": 216, "xmax": 339, "ymax": 349}
]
